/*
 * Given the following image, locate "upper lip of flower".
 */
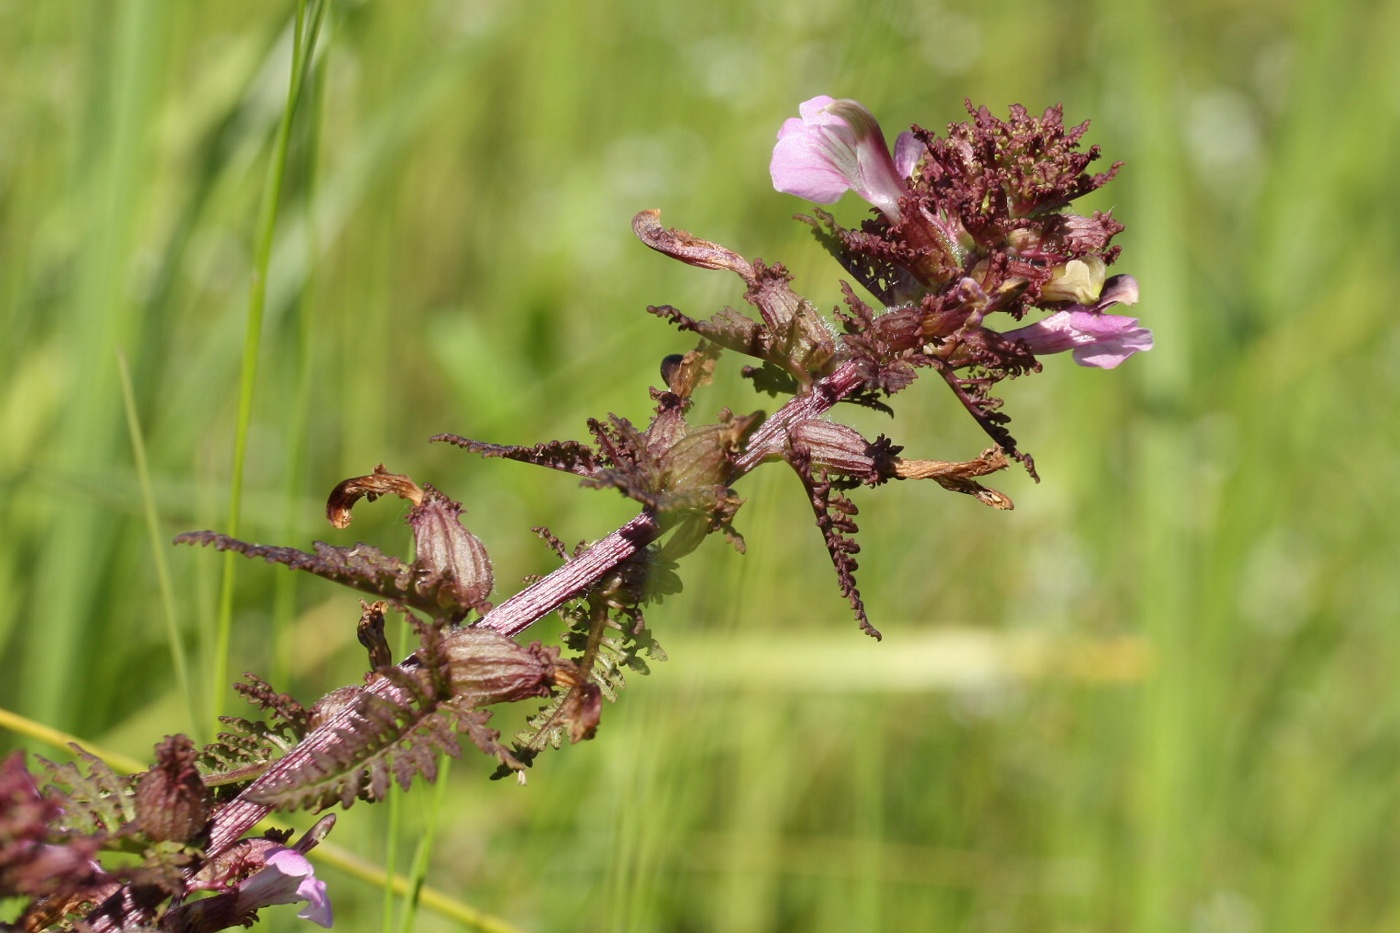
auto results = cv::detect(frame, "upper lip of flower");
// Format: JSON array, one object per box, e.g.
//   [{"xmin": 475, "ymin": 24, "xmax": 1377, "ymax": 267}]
[{"xmin": 769, "ymin": 96, "xmax": 919, "ymax": 222}]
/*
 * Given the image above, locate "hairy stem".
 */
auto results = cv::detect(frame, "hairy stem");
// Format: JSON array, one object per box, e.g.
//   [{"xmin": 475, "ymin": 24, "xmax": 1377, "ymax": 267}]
[
  {"xmin": 474, "ymin": 512, "xmax": 665, "ymax": 637},
  {"xmin": 89, "ymin": 361, "xmax": 867, "ymax": 931}
]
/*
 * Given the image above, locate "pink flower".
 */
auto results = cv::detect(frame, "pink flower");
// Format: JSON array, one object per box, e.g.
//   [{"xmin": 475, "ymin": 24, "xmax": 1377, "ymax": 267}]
[
  {"xmin": 1003, "ymin": 309, "xmax": 1153, "ymax": 369},
  {"xmin": 237, "ymin": 848, "xmax": 333, "ymax": 927},
  {"xmin": 770, "ymin": 96, "xmax": 922, "ymax": 222}
]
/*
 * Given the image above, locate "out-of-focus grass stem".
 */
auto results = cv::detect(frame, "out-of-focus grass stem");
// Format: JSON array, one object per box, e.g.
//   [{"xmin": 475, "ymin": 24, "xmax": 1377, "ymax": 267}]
[
  {"xmin": 394, "ymin": 755, "xmax": 453, "ymax": 933},
  {"xmin": 271, "ymin": 14, "xmax": 328, "ymax": 689},
  {"xmin": 214, "ymin": 0, "xmax": 328, "ymax": 719},
  {"xmin": 27, "ymin": 0, "xmax": 170, "ymax": 730},
  {"xmin": 117, "ymin": 350, "xmax": 202, "ymax": 738}
]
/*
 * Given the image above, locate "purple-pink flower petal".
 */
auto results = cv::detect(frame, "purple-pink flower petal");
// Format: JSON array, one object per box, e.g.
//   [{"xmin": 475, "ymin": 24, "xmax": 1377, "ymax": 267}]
[
  {"xmin": 893, "ymin": 131, "xmax": 926, "ymax": 179},
  {"xmin": 238, "ymin": 848, "xmax": 334, "ymax": 927},
  {"xmin": 770, "ymin": 96, "xmax": 910, "ymax": 221},
  {"xmin": 1003, "ymin": 310, "xmax": 1153, "ymax": 369},
  {"xmin": 1095, "ymin": 274, "xmax": 1139, "ymax": 311}
]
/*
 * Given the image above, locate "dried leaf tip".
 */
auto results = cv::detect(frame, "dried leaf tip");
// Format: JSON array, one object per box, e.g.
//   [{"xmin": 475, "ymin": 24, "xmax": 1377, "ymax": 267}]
[
  {"xmin": 326, "ymin": 465, "xmax": 424, "ymax": 529},
  {"xmin": 893, "ymin": 448, "xmax": 1014, "ymax": 509}
]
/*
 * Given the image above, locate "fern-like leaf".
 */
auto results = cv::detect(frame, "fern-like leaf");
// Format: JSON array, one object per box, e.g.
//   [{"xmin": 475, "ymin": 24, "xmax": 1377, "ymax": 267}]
[
  {"xmin": 506, "ymin": 589, "xmax": 665, "ymax": 770},
  {"xmin": 244, "ymin": 666, "xmax": 461, "ymax": 810},
  {"xmin": 243, "ymin": 624, "xmax": 559, "ymax": 808},
  {"xmin": 37, "ymin": 747, "xmax": 136, "ymax": 839},
  {"xmin": 173, "ymin": 532, "xmax": 476, "ymax": 622},
  {"xmin": 933, "ymin": 362, "xmax": 1037, "ymax": 480},
  {"xmin": 430, "ymin": 434, "xmax": 600, "ymax": 477},
  {"xmin": 787, "ymin": 449, "xmax": 881, "ymax": 639},
  {"xmin": 233, "ymin": 674, "xmax": 312, "ymax": 738},
  {"xmin": 195, "ymin": 676, "xmax": 319, "ymax": 789}
]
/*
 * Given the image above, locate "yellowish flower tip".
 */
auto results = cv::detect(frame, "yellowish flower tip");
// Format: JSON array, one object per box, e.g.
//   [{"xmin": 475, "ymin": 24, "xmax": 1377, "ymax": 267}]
[{"xmin": 1042, "ymin": 256, "xmax": 1107, "ymax": 305}]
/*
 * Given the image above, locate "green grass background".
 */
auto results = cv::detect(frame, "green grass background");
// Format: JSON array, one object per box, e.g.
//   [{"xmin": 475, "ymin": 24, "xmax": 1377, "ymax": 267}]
[{"xmin": 4, "ymin": 1, "xmax": 1399, "ymax": 931}]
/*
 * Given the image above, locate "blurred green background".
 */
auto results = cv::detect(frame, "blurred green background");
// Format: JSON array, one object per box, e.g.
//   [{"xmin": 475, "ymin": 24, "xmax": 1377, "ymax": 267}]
[{"xmin": 3, "ymin": 0, "xmax": 1399, "ymax": 931}]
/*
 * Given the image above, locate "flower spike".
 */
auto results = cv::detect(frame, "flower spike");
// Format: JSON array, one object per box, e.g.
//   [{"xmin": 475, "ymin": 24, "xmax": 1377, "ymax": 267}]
[{"xmin": 64, "ymin": 95, "xmax": 1152, "ymax": 933}]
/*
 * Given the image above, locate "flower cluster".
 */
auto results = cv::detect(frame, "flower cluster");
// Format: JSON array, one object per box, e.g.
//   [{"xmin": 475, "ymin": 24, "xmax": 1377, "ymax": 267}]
[{"xmin": 771, "ymin": 95, "xmax": 1150, "ymax": 370}]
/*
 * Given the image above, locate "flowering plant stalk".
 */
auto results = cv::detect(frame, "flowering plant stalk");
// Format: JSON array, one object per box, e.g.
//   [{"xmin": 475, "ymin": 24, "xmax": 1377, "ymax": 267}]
[{"xmin": 0, "ymin": 97, "xmax": 1147, "ymax": 932}]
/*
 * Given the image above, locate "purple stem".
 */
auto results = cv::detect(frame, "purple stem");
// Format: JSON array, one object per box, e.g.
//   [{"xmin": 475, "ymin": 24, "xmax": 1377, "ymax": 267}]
[
  {"xmin": 89, "ymin": 361, "xmax": 866, "ymax": 930},
  {"xmin": 475, "ymin": 512, "xmax": 664, "ymax": 637}
]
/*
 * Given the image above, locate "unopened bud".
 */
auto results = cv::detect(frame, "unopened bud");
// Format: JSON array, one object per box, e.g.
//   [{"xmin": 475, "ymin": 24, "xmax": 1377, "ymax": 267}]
[
  {"xmin": 441, "ymin": 629, "xmax": 558, "ymax": 706},
  {"xmin": 134, "ymin": 734, "xmax": 210, "ymax": 843},
  {"xmin": 357, "ymin": 600, "xmax": 393, "ymax": 669},
  {"xmin": 409, "ymin": 487, "xmax": 493, "ymax": 613},
  {"xmin": 1097, "ymin": 274, "xmax": 1139, "ymax": 309},
  {"xmin": 790, "ymin": 420, "xmax": 878, "ymax": 479},
  {"xmin": 308, "ymin": 685, "xmax": 363, "ymax": 730}
]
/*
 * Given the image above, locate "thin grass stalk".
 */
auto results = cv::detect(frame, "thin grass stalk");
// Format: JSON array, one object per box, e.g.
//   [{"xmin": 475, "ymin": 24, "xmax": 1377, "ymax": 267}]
[
  {"xmin": 27, "ymin": 0, "xmax": 170, "ymax": 730},
  {"xmin": 382, "ymin": 780, "xmax": 404, "ymax": 933},
  {"xmin": 214, "ymin": 0, "xmax": 329, "ymax": 718},
  {"xmin": 380, "ymin": 584, "xmax": 421, "ymax": 931},
  {"xmin": 1101, "ymin": 1, "xmax": 1196, "ymax": 929},
  {"xmin": 396, "ymin": 755, "xmax": 453, "ymax": 933},
  {"xmin": 116, "ymin": 350, "xmax": 202, "ymax": 738},
  {"xmin": 0, "ymin": 706, "xmax": 145, "ymax": 775},
  {"xmin": 272, "ymin": 17, "xmax": 329, "ymax": 689}
]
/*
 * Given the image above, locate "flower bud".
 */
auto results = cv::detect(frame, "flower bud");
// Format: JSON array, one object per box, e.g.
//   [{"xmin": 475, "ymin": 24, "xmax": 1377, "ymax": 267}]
[
  {"xmin": 441, "ymin": 628, "xmax": 559, "ymax": 706},
  {"xmin": 134, "ymin": 734, "xmax": 210, "ymax": 844},
  {"xmin": 308, "ymin": 685, "xmax": 363, "ymax": 731},
  {"xmin": 356, "ymin": 600, "xmax": 393, "ymax": 669},
  {"xmin": 790, "ymin": 420, "xmax": 878, "ymax": 478},
  {"xmin": 1096, "ymin": 274, "xmax": 1139, "ymax": 309},
  {"xmin": 408, "ymin": 487, "xmax": 493, "ymax": 613}
]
